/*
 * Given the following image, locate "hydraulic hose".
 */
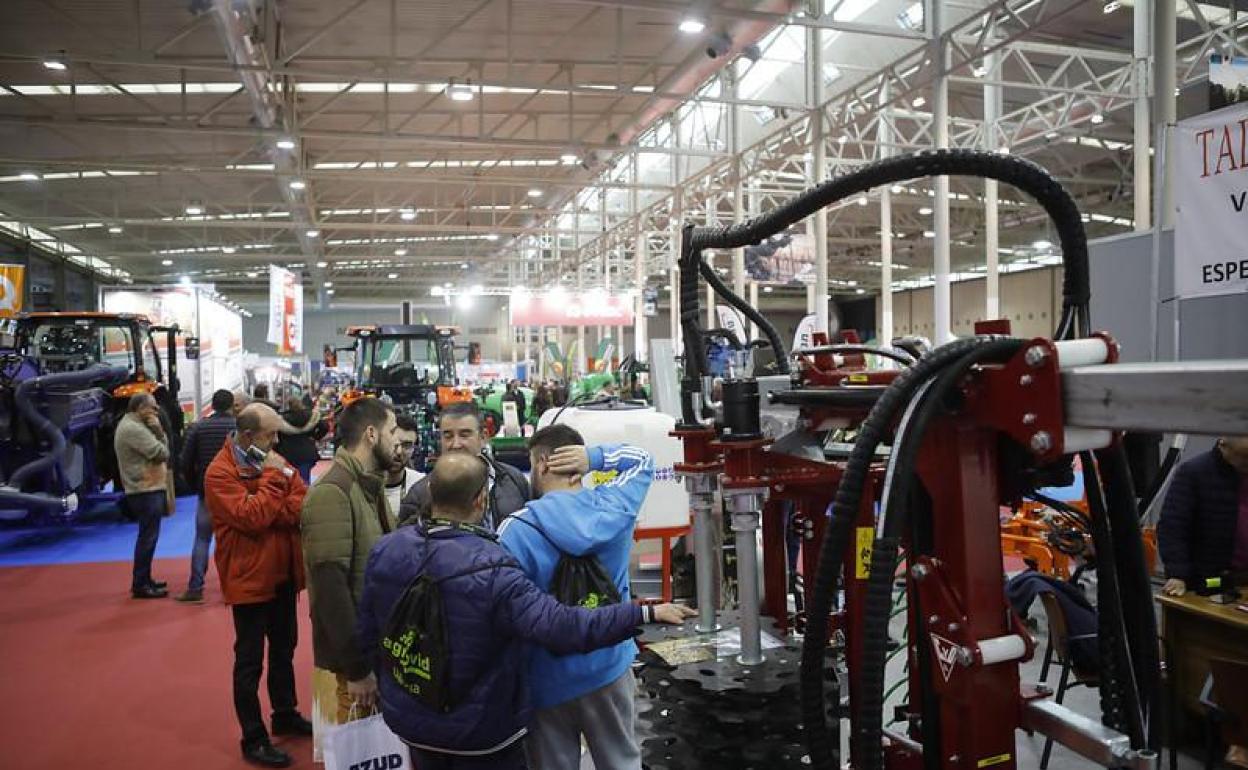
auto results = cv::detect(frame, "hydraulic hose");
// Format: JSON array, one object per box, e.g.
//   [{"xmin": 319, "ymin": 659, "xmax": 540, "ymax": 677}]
[
  {"xmin": 8, "ymin": 364, "xmax": 128, "ymax": 489},
  {"xmin": 696, "ymin": 257, "xmax": 791, "ymax": 375},
  {"xmin": 799, "ymin": 336, "xmax": 1010, "ymax": 770}
]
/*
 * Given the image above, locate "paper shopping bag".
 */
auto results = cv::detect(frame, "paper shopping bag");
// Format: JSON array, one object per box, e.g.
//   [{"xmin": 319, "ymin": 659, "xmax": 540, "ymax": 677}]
[{"xmin": 322, "ymin": 711, "xmax": 410, "ymax": 770}]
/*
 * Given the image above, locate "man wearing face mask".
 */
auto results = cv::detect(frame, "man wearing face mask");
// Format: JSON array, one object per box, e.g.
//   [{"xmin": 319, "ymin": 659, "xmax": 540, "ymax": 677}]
[
  {"xmin": 300, "ymin": 398, "xmax": 400, "ymax": 761},
  {"xmin": 205, "ymin": 404, "xmax": 310, "ymax": 768},
  {"xmin": 398, "ymin": 402, "xmax": 530, "ymax": 531}
]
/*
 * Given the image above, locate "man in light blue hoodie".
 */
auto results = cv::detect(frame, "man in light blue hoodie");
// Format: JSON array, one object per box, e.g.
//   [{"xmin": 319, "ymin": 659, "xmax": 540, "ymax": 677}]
[{"xmin": 498, "ymin": 424, "xmax": 682, "ymax": 770}]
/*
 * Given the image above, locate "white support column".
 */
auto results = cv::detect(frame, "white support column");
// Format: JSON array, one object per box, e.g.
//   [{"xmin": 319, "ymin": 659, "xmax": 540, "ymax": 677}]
[
  {"xmin": 806, "ymin": 283, "xmax": 816, "ymax": 314},
  {"xmin": 983, "ymin": 46, "xmax": 1001, "ymax": 320},
  {"xmin": 509, "ymin": 262, "xmax": 518, "ymax": 364},
  {"xmin": 538, "ymin": 326, "xmax": 546, "ymax": 379},
  {"xmin": 1134, "ymin": 0, "xmax": 1153, "ymax": 231},
  {"xmin": 1155, "ymin": 0, "xmax": 1177, "ymax": 228},
  {"xmin": 635, "ymin": 232, "xmax": 648, "ymax": 362},
  {"xmin": 575, "ymin": 207, "xmax": 586, "ymax": 376},
  {"xmin": 808, "ymin": 18, "xmax": 829, "ymax": 336},
  {"xmin": 878, "ymin": 81, "xmax": 894, "ymax": 348},
  {"xmin": 931, "ymin": 0, "xmax": 952, "ymax": 344}
]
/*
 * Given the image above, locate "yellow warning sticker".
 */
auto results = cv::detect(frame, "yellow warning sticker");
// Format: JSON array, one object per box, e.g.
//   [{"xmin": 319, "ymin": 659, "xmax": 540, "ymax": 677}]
[
  {"xmin": 976, "ymin": 753, "xmax": 1011, "ymax": 768},
  {"xmin": 855, "ymin": 527, "xmax": 873, "ymax": 579},
  {"xmin": 848, "ymin": 373, "xmax": 869, "ymax": 383}
]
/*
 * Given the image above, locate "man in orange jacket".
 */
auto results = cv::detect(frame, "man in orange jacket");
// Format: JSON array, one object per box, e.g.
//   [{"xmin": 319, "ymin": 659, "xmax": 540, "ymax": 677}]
[{"xmin": 205, "ymin": 403, "xmax": 310, "ymax": 768}]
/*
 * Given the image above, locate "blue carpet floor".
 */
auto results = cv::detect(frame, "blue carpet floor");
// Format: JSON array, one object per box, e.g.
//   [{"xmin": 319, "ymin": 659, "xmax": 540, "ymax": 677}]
[{"xmin": 0, "ymin": 495, "xmax": 203, "ymax": 567}]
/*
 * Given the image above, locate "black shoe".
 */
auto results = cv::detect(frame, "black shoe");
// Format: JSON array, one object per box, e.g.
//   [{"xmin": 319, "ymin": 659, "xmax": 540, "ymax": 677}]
[
  {"xmin": 132, "ymin": 585, "xmax": 169, "ymax": 599},
  {"xmin": 149, "ymin": 580, "xmax": 168, "ymax": 590},
  {"xmin": 174, "ymin": 590, "xmax": 204, "ymax": 604},
  {"xmin": 271, "ymin": 711, "xmax": 313, "ymax": 737},
  {"xmin": 241, "ymin": 741, "xmax": 292, "ymax": 768}
]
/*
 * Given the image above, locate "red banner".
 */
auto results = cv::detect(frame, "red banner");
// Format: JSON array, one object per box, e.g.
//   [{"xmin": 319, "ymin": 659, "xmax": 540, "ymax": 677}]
[{"xmin": 509, "ymin": 292, "xmax": 634, "ymax": 327}]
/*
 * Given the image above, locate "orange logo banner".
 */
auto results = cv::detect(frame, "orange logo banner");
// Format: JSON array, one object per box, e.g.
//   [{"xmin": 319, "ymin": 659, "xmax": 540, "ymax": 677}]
[{"xmin": 0, "ymin": 264, "xmax": 24, "ymax": 318}]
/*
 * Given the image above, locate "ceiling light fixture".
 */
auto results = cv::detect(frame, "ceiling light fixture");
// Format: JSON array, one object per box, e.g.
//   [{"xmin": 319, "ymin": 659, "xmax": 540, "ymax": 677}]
[
  {"xmin": 762, "ymin": 285, "xmax": 773, "ymax": 293},
  {"xmin": 1032, "ymin": 239, "xmax": 1052, "ymax": 250},
  {"xmin": 289, "ymin": 179, "xmax": 306, "ymax": 190},
  {"xmin": 399, "ymin": 208, "xmax": 417, "ymax": 221},
  {"xmin": 560, "ymin": 152, "xmax": 579, "ymax": 164},
  {"xmin": 222, "ymin": 246, "xmax": 236, "ymax": 254},
  {"xmin": 162, "ymin": 259, "xmax": 173, "ymax": 266},
  {"xmin": 911, "ymin": 96, "xmax": 926, "ymax": 108},
  {"xmin": 180, "ymin": 275, "xmax": 192, "ymax": 285},
  {"xmin": 448, "ymin": 79, "xmax": 475, "ymax": 102},
  {"xmin": 19, "ymin": 172, "xmax": 40, "ymax": 182},
  {"xmin": 395, "ymin": 248, "xmax": 408, "ymax": 256},
  {"xmin": 1103, "ymin": 0, "xmax": 1122, "ymax": 13},
  {"xmin": 246, "ymin": 272, "xmax": 257, "ymax": 278},
  {"xmin": 856, "ymin": 288, "xmax": 866, "ymax": 294},
  {"xmin": 276, "ymin": 138, "xmax": 296, "ymax": 150},
  {"xmin": 972, "ymin": 63, "xmax": 988, "ymax": 78},
  {"xmin": 388, "ymin": 272, "xmax": 398, "ymax": 279},
  {"xmin": 857, "ymin": 195, "xmax": 869, "ymax": 206},
  {"xmin": 185, "ymin": 201, "xmax": 204, "ymax": 215},
  {"xmin": 919, "ymin": 206, "xmax": 932, "ymax": 215},
  {"xmin": 890, "ymin": 184, "xmax": 903, "ymax": 194},
  {"xmin": 838, "ymin": 135, "xmax": 849, "ymax": 145},
  {"xmin": 108, "ymin": 225, "xmax": 123, "ymax": 234},
  {"xmin": 485, "ymin": 234, "xmax": 499, "ymax": 241},
  {"xmin": 326, "ymin": 289, "xmax": 335, "ymax": 295},
  {"xmin": 1090, "ymin": 112, "xmax": 1105, "ymax": 125},
  {"xmin": 316, "ymin": 261, "xmax": 329, "ymax": 268},
  {"xmin": 306, "ymin": 229, "xmax": 320, "ymax": 237},
  {"xmin": 461, "ymin": 262, "xmax": 469, "ymax": 269},
  {"xmin": 527, "ymin": 188, "xmax": 542, "ymax": 198},
  {"xmin": 324, "ymin": 281, "xmax": 333, "ymax": 288},
  {"xmin": 678, "ymin": 18, "xmax": 706, "ymax": 34},
  {"xmin": 42, "ymin": 58, "xmax": 67, "ymax": 72}
]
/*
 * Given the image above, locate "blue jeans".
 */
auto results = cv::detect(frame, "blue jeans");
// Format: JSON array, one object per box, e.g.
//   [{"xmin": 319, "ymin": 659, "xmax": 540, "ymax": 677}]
[
  {"xmin": 187, "ymin": 497, "xmax": 214, "ymax": 593},
  {"xmin": 128, "ymin": 490, "xmax": 165, "ymax": 592}
]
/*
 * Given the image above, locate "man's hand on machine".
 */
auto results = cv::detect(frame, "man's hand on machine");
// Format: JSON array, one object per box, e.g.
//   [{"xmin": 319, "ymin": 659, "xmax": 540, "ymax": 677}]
[
  {"xmin": 644, "ymin": 603, "xmax": 698, "ymax": 625},
  {"xmin": 1163, "ymin": 578, "xmax": 1187, "ymax": 597}
]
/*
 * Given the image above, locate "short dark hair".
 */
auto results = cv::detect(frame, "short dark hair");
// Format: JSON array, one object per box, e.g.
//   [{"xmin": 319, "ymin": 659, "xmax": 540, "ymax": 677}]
[
  {"xmin": 253, "ymin": 383, "xmax": 269, "ymax": 400},
  {"xmin": 337, "ymin": 397, "xmax": 394, "ymax": 449},
  {"xmin": 127, "ymin": 393, "xmax": 155, "ymax": 413},
  {"xmin": 527, "ymin": 423, "xmax": 584, "ymax": 461},
  {"xmin": 395, "ymin": 413, "xmax": 419, "ymax": 433},
  {"xmin": 438, "ymin": 401, "xmax": 483, "ymax": 431},
  {"xmin": 429, "ymin": 453, "xmax": 488, "ymax": 515},
  {"xmin": 211, "ymin": 389, "xmax": 235, "ymax": 413}
]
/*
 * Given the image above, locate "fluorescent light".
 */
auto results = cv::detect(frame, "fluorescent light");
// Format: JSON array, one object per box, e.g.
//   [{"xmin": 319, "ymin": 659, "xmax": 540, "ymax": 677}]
[
  {"xmin": 911, "ymin": 96, "xmax": 926, "ymax": 108},
  {"xmin": 560, "ymin": 152, "xmax": 579, "ymax": 163},
  {"xmin": 972, "ymin": 64, "xmax": 987, "ymax": 78},
  {"xmin": 388, "ymin": 272, "xmax": 398, "ymax": 279},
  {"xmin": 857, "ymin": 195, "xmax": 868, "ymax": 206},
  {"xmin": 1090, "ymin": 113, "xmax": 1105, "ymax": 125},
  {"xmin": 42, "ymin": 59, "xmax": 67, "ymax": 72},
  {"xmin": 762, "ymin": 285, "xmax": 773, "ymax": 293},
  {"xmin": 890, "ymin": 184, "xmax": 903, "ymax": 194},
  {"xmin": 276, "ymin": 138, "xmax": 296, "ymax": 150},
  {"xmin": 919, "ymin": 206, "xmax": 932, "ymax": 215},
  {"xmin": 222, "ymin": 246, "xmax": 236, "ymax": 254},
  {"xmin": 108, "ymin": 225, "xmax": 123, "ymax": 234},
  {"xmin": 448, "ymin": 80, "xmax": 474, "ymax": 101},
  {"xmin": 19, "ymin": 172, "xmax": 39, "ymax": 181},
  {"xmin": 162, "ymin": 259, "xmax": 173, "ymax": 266},
  {"xmin": 306, "ymin": 229, "xmax": 320, "ymax": 237},
  {"xmin": 246, "ymin": 272, "xmax": 257, "ymax": 278},
  {"xmin": 838, "ymin": 135, "xmax": 849, "ymax": 145},
  {"xmin": 923, "ymin": 230, "xmax": 935, "ymax": 238},
  {"xmin": 323, "ymin": 281, "xmax": 333, "ymax": 288},
  {"xmin": 316, "ymin": 261, "xmax": 328, "ymax": 268},
  {"xmin": 848, "ymin": 280, "xmax": 858, "ymax": 287},
  {"xmin": 678, "ymin": 18, "xmax": 706, "ymax": 34},
  {"xmin": 485, "ymin": 234, "xmax": 499, "ymax": 241},
  {"xmin": 456, "ymin": 294, "xmax": 473, "ymax": 310},
  {"xmin": 395, "ymin": 248, "xmax": 407, "ymax": 256},
  {"xmin": 1103, "ymin": 0, "xmax": 1121, "ymax": 12},
  {"xmin": 326, "ymin": 289, "xmax": 335, "ymax": 295},
  {"xmin": 1045, "ymin": 132, "xmax": 1058, "ymax": 139},
  {"xmin": 180, "ymin": 275, "xmax": 191, "ymax": 285},
  {"xmin": 185, "ymin": 203, "xmax": 203, "ymax": 215},
  {"xmin": 1032, "ymin": 239, "xmax": 1052, "ymax": 250},
  {"xmin": 289, "ymin": 179, "xmax": 306, "ymax": 190},
  {"xmin": 399, "ymin": 208, "xmax": 416, "ymax": 221},
  {"xmin": 461, "ymin": 262, "xmax": 469, "ymax": 269},
  {"xmin": 856, "ymin": 288, "xmax": 866, "ymax": 294},
  {"xmin": 527, "ymin": 188, "xmax": 542, "ymax": 198}
]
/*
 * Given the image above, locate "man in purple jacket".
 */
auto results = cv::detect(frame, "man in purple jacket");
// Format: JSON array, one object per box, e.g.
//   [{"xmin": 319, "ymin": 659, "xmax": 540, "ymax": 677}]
[{"xmin": 357, "ymin": 453, "xmax": 692, "ymax": 769}]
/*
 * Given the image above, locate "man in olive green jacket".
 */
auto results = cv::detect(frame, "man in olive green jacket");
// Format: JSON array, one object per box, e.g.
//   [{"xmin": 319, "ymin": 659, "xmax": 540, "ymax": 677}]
[{"xmin": 300, "ymin": 397, "xmax": 399, "ymax": 755}]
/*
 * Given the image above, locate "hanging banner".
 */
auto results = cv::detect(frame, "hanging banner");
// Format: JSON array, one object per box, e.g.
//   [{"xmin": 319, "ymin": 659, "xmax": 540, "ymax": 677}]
[
  {"xmin": 509, "ymin": 292, "xmax": 634, "ymax": 327},
  {"xmin": 792, "ymin": 313, "xmax": 819, "ymax": 353},
  {"xmin": 1175, "ymin": 102, "xmax": 1248, "ymax": 299},
  {"xmin": 0, "ymin": 264, "xmax": 24, "ymax": 318},
  {"xmin": 1209, "ymin": 54, "xmax": 1248, "ymax": 112},
  {"xmin": 266, "ymin": 266, "xmax": 303, "ymax": 354},
  {"xmin": 745, "ymin": 233, "xmax": 815, "ymax": 284},
  {"xmin": 716, "ymin": 305, "xmax": 747, "ymax": 345}
]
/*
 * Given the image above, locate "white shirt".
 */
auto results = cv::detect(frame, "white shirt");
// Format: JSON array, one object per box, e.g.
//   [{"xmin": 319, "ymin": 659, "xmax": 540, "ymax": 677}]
[{"xmin": 384, "ymin": 467, "xmax": 425, "ymax": 516}]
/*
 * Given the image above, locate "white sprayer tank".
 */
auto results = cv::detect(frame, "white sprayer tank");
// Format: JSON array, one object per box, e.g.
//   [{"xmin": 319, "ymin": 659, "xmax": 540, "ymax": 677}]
[{"xmin": 537, "ymin": 402, "xmax": 689, "ymax": 531}]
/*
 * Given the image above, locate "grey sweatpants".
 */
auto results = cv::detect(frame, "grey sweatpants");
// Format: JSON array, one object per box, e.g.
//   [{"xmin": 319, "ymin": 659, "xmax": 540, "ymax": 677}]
[{"xmin": 524, "ymin": 671, "xmax": 641, "ymax": 770}]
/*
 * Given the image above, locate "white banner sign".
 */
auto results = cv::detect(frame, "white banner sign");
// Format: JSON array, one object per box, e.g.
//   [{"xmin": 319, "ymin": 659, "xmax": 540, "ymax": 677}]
[
  {"xmin": 793, "ymin": 313, "xmax": 819, "ymax": 353},
  {"xmin": 1175, "ymin": 102, "xmax": 1248, "ymax": 299},
  {"xmin": 266, "ymin": 266, "xmax": 303, "ymax": 354},
  {"xmin": 716, "ymin": 305, "xmax": 748, "ymax": 345}
]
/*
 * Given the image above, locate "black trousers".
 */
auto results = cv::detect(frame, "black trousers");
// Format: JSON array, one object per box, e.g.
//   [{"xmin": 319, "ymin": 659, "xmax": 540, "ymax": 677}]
[
  {"xmin": 126, "ymin": 490, "xmax": 165, "ymax": 591},
  {"xmin": 231, "ymin": 581, "xmax": 299, "ymax": 746},
  {"xmin": 410, "ymin": 743, "xmax": 526, "ymax": 770}
]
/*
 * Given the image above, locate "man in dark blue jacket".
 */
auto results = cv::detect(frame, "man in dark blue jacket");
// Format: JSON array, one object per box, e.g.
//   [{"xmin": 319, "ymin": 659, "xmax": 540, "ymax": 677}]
[
  {"xmin": 358, "ymin": 452, "xmax": 691, "ymax": 770},
  {"xmin": 175, "ymin": 388, "xmax": 236, "ymax": 603},
  {"xmin": 1159, "ymin": 437, "xmax": 1248, "ymax": 596}
]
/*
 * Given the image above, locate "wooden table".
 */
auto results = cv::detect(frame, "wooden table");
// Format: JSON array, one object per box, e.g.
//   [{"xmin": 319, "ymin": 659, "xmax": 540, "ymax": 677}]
[{"xmin": 1158, "ymin": 592, "xmax": 1248, "ymax": 743}]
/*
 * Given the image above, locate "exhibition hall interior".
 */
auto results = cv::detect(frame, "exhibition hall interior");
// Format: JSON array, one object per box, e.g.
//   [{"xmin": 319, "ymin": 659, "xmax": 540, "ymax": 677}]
[{"xmin": 1, "ymin": 0, "xmax": 1247, "ymax": 769}]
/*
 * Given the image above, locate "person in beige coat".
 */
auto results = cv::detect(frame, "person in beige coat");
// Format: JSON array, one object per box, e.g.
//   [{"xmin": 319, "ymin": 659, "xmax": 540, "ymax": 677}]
[{"xmin": 113, "ymin": 393, "xmax": 175, "ymax": 599}]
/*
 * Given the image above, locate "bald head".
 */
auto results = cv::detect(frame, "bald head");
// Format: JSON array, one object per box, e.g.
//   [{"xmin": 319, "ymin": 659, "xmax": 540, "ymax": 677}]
[
  {"xmin": 429, "ymin": 453, "xmax": 489, "ymax": 522},
  {"xmin": 236, "ymin": 403, "xmax": 283, "ymax": 453}
]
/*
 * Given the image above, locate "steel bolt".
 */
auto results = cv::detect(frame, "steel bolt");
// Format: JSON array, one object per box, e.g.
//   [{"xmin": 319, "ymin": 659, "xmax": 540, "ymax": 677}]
[
  {"xmin": 1019, "ymin": 374, "xmax": 1034, "ymax": 386},
  {"xmin": 910, "ymin": 564, "xmax": 931, "ymax": 581},
  {"xmin": 956, "ymin": 647, "xmax": 975, "ymax": 666},
  {"xmin": 1022, "ymin": 413, "xmax": 1037, "ymax": 425},
  {"xmin": 947, "ymin": 623, "xmax": 961, "ymax": 634},
  {"xmin": 1024, "ymin": 345, "xmax": 1049, "ymax": 368},
  {"xmin": 1030, "ymin": 431, "xmax": 1053, "ymax": 453},
  {"xmin": 928, "ymin": 614, "xmax": 940, "ymax": 627}
]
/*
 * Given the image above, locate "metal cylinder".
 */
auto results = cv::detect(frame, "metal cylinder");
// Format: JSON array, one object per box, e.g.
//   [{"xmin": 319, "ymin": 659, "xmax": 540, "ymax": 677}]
[
  {"xmin": 721, "ymin": 378, "xmax": 761, "ymax": 441},
  {"xmin": 730, "ymin": 500, "xmax": 765, "ymax": 666},
  {"xmin": 691, "ymin": 490, "xmax": 720, "ymax": 634}
]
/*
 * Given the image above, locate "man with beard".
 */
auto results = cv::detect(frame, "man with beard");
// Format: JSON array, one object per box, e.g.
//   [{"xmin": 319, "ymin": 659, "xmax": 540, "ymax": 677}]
[
  {"xmin": 383, "ymin": 413, "xmax": 425, "ymax": 516},
  {"xmin": 299, "ymin": 397, "xmax": 400, "ymax": 760}
]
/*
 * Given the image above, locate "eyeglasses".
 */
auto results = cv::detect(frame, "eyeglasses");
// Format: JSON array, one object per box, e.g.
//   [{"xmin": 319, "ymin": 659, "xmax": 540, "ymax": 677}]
[{"xmin": 397, "ymin": 441, "xmax": 417, "ymax": 450}]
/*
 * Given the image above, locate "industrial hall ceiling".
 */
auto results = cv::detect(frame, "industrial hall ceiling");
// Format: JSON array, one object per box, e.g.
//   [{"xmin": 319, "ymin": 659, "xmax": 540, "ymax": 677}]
[{"xmin": 0, "ymin": 0, "xmax": 1240, "ymax": 303}]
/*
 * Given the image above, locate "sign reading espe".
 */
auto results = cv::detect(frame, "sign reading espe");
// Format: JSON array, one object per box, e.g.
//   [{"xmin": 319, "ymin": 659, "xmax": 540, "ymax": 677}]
[
  {"xmin": 509, "ymin": 292, "xmax": 635, "ymax": 327},
  {"xmin": 1175, "ymin": 102, "xmax": 1248, "ymax": 299}
]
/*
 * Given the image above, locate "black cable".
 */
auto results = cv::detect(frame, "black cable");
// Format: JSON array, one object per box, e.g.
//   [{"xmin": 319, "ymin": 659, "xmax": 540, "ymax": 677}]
[
  {"xmin": 697, "ymin": 257, "xmax": 791, "ymax": 374},
  {"xmin": 799, "ymin": 336, "xmax": 1008, "ymax": 770}
]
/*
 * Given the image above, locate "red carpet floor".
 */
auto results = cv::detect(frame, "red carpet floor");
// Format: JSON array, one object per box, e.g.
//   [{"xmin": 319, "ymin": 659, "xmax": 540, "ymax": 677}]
[{"xmin": 0, "ymin": 557, "xmax": 317, "ymax": 770}]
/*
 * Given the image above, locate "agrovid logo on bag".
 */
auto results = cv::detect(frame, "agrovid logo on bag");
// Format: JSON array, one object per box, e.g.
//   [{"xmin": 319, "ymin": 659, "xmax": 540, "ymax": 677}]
[{"xmin": 348, "ymin": 754, "xmax": 405, "ymax": 770}]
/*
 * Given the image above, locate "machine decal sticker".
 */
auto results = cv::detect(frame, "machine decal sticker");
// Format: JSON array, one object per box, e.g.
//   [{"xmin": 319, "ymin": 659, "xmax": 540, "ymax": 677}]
[
  {"xmin": 976, "ymin": 753, "xmax": 1011, "ymax": 768},
  {"xmin": 930, "ymin": 633, "xmax": 959, "ymax": 682},
  {"xmin": 855, "ymin": 527, "xmax": 873, "ymax": 579}
]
